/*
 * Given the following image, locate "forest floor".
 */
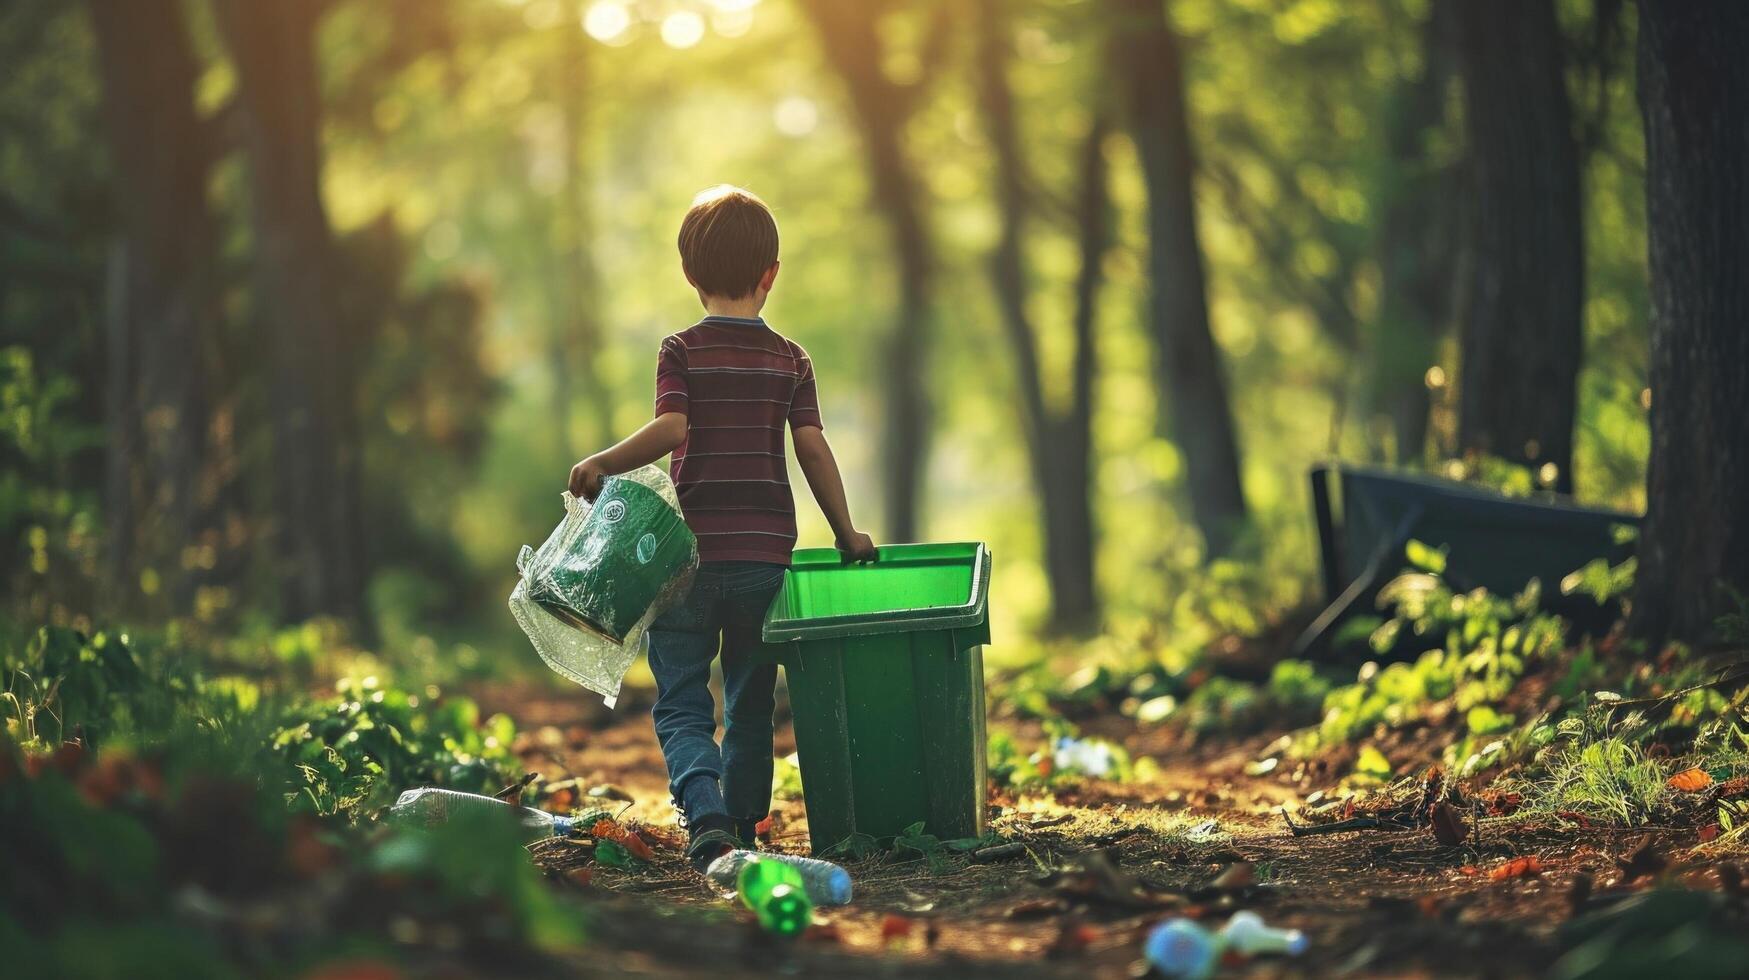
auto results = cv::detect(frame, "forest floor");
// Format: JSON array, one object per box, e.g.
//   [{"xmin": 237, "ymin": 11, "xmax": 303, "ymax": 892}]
[{"xmin": 475, "ymin": 682, "xmax": 1725, "ymax": 979}]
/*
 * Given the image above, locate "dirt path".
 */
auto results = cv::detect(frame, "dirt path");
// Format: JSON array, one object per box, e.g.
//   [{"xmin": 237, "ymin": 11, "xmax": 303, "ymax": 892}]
[{"xmin": 477, "ymin": 682, "xmax": 1709, "ymax": 978}]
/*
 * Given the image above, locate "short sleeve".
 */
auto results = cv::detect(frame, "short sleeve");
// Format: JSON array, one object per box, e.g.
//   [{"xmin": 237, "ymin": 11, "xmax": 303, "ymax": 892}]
[
  {"xmin": 654, "ymin": 337, "xmax": 689, "ymax": 417},
  {"xmin": 788, "ymin": 344, "xmax": 823, "ymax": 430}
]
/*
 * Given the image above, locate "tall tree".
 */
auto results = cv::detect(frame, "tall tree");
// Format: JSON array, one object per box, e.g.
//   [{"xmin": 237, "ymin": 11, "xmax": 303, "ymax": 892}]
[
  {"xmin": 88, "ymin": 0, "xmax": 216, "ymax": 610},
  {"xmin": 1369, "ymin": 0, "xmax": 1457, "ymax": 465},
  {"xmin": 1105, "ymin": 0, "xmax": 1248, "ymax": 556},
  {"xmin": 972, "ymin": 0, "xmax": 1106, "ymax": 633},
  {"xmin": 1450, "ymin": 0, "xmax": 1583, "ymax": 492},
  {"xmin": 550, "ymin": 22, "xmax": 613, "ymax": 454},
  {"xmin": 1630, "ymin": 1, "xmax": 1749, "ymax": 644},
  {"xmin": 796, "ymin": 0, "xmax": 948, "ymax": 544},
  {"xmin": 215, "ymin": 0, "xmax": 364, "ymax": 620}
]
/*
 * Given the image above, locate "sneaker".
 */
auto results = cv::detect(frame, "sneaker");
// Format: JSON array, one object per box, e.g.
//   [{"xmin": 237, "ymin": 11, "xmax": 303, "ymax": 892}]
[
  {"xmin": 687, "ymin": 828, "xmax": 740, "ymax": 873},
  {"xmin": 685, "ymin": 814, "xmax": 741, "ymax": 873}
]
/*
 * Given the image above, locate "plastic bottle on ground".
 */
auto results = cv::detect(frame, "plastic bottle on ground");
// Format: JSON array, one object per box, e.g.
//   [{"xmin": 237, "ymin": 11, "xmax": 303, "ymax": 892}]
[
  {"xmin": 1220, "ymin": 910, "xmax": 1308, "ymax": 957},
  {"xmin": 389, "ymin": 787, "xmax": 575, "ymax": 842},
  {"xmin": 1143, "ymin": 912, "xmax": 1308, "ymax": 978},
  {"xmin": 1143, "ymin": 919, "xmax": 1221, "ymax": 979},
  {"xmin": 705, "ymin": 849, "xmax": 853, "ymax": 906},
  {"xmin": 737, "ymin": 859, "xmax": 813, "ymax": 935}
]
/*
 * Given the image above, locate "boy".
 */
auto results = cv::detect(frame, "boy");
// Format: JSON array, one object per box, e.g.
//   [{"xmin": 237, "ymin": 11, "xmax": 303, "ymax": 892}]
[{"xmin": 567, "ymin": 185, "xmax": 876, "ymax": 871}]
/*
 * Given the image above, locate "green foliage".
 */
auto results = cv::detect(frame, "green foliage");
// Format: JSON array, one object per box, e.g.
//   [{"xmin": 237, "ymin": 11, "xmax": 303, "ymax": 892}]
[
  {"xmin": 1438, "ymin": 455, "xmax": 1548, "ymax": 498},
  {"xmin": 2, "ymin": 625, "xmax": 258, "ymax": 752},
  {"xmin": 1560, "ymin": 556, "xmax": 1638, "ymax": 605},
  {"xmin": 0, "ymin": 347, "xmax": 101, "ymax": 605},
  {"xmin": 271, "ymin": 674, "xmax": 519, "ymax": 818},
  {"xmin": 770, "ymin": 750, "xmax": 804, "ymax": 802},
  {"xmin": 1306, "ymin": 544, "xmax": 1571, "ymax": 752},
  {"xmin": 1530, "ymin": 714, "xmax": 1670, "ymax": 826}
]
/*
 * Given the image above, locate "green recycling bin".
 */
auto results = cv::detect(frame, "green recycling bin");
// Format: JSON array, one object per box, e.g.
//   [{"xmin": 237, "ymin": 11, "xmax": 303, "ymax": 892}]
[{"xmin": 761, "ymin": 542, "xmax": 991, "ymax": 853}]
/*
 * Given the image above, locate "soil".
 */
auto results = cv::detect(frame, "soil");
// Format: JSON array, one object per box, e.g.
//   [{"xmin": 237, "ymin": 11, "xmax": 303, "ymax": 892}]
[{"xmin": 473, "ymin": 682, "xmax": 1727, "ymax": 979}]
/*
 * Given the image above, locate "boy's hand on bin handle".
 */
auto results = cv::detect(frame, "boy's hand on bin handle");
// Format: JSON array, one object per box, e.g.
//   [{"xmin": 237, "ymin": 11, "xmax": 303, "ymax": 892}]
[
  {"xmin": 568, "ymin": 457, "xmax": 608, "ymax": 501},
  {"xmin": 836, "ymin": 530, "xmax": 877, "ymax": 564}
]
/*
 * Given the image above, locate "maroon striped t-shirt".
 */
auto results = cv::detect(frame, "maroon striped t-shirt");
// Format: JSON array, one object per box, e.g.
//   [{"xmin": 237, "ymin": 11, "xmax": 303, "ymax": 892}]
[{"xmin": 653, "ymin": 315, "xmax": 822, "ymax": 565}]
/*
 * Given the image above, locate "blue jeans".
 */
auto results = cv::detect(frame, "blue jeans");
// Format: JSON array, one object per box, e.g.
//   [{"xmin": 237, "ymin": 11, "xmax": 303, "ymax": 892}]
[{"xmin": 646, "ymin": 560, "xmax": 785, "ymax": 826}]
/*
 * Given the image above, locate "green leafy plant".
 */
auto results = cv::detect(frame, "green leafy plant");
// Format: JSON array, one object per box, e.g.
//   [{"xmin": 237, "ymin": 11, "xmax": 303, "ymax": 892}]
[
  {"xmin": 1525, "ymin": 701, "xmax": 1671, "ymax": 826},
  {"xmin": 1305, "ymin": 543, "xmax": 1570, "ymax": 753},
  {"xmin": 271, "ymin": 674, "xmax": 518, "ymax": 818}
]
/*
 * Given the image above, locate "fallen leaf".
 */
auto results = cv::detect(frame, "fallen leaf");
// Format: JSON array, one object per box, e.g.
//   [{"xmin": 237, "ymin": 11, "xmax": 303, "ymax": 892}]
[
  {"xmin": 1430, "ymin": 802, "xmax": 1468, "ymax": 846},
  {"xmin": 621, "ymin": 834, "xmax": 654, "ymax": 862},
  {"xmin": 1667, "ymin": 767, "xmax": 1713, "ymax": 792},
  {"xmin": 590, "ymin": 819, "xmax": 655, "ymax": 861},
  {"xmin": 1489, "ymin": 856, "xmax": 1544, "ymax": 881},
  {"xmin": 1615, "ymin": 835, "xmax": 1666, "ymax": 883},
  {"xmin": 1458, "ymin": 865, "xmax": 1480, "ymax": 876},
  {"xmin": 1555, "ymin": 810, "xmax": 1593, "ymax": 828},
  {"xmin": 1699, "ymin": 824, "xmax": 1722, "ymax": 844},
  {"xmin": 637, "ymin": 826, "xmax": 685, "ymax": 851},
  {"xmin": 803, "ymin": 921, "xmax": 843, "ymax": 944},
  {"xmin": 879, "ymin": 914, "xmax": 914, "ymax": 942},
  {"xmin": 1482, "ymin": 791, "xmax": 1524, "ymax": 817},
  {"xmin": 566, "ymin": 867, "xmax": 594, "ymax": 887},
  {"xmin": 755, "ymin": 813, "xmax": 774, "ymax": 840}
]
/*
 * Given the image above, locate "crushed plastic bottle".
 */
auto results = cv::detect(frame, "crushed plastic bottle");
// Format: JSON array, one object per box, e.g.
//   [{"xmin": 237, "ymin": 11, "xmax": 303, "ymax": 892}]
[
  {"xmin": 705, "ymin": 849, "xmax": 853, "ymax": 906},
  {"xmin": 389, "ymin": 788, "xmax": 575, "ymax": 842},
  {"xmin": 737, "ymin": 858, "xmax": 813, "ymax": 935},
  {"xmin": 1144, "ymin": 912, "xmax": 1307, "ymax": 977}
]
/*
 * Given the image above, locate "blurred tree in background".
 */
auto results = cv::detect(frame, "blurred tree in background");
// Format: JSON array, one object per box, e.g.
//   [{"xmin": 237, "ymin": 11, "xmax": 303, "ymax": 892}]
[{"xmin": 7, "ymin": 0, "xmax": 1737, "ymax": 650}]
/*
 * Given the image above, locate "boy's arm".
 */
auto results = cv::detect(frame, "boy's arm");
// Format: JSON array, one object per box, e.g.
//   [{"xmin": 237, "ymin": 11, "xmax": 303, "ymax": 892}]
[
  {"xmin": 568, "ymin": 412, "xmax": 687, "ymax": 499},
  {"xmin": 792, "ymin": 425, "xmax": 877, "ymax": 562}
]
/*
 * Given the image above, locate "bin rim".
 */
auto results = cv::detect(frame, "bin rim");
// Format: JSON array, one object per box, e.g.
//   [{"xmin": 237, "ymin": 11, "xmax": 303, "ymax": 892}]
[{"xmin": 761, "ymin": 542, "xmax": 991, "ymax": 643}]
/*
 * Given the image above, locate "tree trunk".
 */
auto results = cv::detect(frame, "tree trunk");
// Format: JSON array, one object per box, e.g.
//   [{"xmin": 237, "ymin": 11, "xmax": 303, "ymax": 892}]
[
  {"xmin": 1106, "ymin": 0, "xmax": 1248, "ymax": 556},
  {"xmin": 973, "ymin": 0, "xmax": 1102, "ymax": 633},
  {"xmin": 554, "ymin": 23, "xmax": 614, "ymax": 453},
  {"xmin": 797, "ymin": 0, "xmax": 934, "ymax": 543},
  {"xmin": 88, "ymin": 0, "xmax": 216, "ymax": 612},
  {"xmin": 1369, "ymin": 0, "xmax": 1456, "ymax": 466},
  {"xmin": 1054, "ymin": 116, "xmax": 1110, "ymax": 632},
  {"xmin": 1451, "ymin": 0, "xmax": 1583, "ymax": 493},
  {"xmin": 1629, "ymin": 0, "xmax": 1749, "ymax": 644},
  {"xmin": 215, "ymin": 0, "xmax": 365, "ymax": 620}
]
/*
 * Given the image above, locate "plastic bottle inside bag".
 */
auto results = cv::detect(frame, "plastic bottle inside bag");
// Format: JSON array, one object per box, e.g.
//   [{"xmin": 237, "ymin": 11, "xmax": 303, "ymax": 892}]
[{"xmin": 510, "ymin": 465, "xmax": 698, "ymax": 706}]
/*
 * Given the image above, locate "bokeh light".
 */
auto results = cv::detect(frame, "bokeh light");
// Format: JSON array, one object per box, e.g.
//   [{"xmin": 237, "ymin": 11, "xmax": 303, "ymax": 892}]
[
  {"xmin": 773, "ymin": 95, "xmax": 818, "ymax": 137},
  {"xmin": 660, "ymin": 10, "xmax": 707, "ymax": 49},
  {"xmin": 582, "ymin": 2, "xmax": 630, "ymax": 44}
]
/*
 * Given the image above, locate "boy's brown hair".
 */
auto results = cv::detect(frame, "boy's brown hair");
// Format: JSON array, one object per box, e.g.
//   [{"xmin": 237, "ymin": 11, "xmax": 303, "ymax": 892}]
[{"xmin": 677, "ymin": 185, "xmax": 779, "ymax": 299}]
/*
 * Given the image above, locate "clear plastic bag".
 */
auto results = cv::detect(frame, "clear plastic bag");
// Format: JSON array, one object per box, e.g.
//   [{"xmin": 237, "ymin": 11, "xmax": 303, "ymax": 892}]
[{"xmin": 510, "ymin": 465, "xmax": 698, "ymax": 706}]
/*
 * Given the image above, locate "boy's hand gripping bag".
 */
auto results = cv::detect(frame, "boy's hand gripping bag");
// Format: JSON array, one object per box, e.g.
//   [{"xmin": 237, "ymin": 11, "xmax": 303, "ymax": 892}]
[{"xmin": 510, "ymin": 465, "xmax": 698, "ymax": 706}]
